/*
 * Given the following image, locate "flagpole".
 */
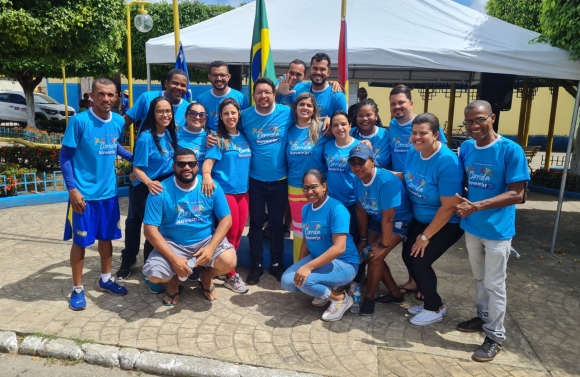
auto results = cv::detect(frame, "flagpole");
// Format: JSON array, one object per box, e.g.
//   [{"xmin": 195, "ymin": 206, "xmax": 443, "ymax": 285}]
[
  {"xmin": 173, "ymin": 0, "xmax": 180, "ymax": 57},
  {"xmin": 341, "ymin": 0, "xmax": 348, "ymax": 98}
]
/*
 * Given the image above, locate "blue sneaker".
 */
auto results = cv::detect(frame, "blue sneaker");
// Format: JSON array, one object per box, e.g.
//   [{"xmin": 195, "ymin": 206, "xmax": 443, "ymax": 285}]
[
  {"xmin": 69, "ymin": 289, "xmax": 86, "ymax": 311},
  {"xmin": 142, "ymin": 273, "xmax": 164, "ymax": 294},
  {"xmin": 98, "ymin": 277, "xmax": 128, "ymax": 296}
]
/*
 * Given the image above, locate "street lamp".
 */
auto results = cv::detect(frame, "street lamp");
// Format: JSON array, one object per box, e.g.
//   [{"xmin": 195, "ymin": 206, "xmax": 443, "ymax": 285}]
[{"xmin": 126, "ymin": 1, "xmax": 152, "ymax": 152}]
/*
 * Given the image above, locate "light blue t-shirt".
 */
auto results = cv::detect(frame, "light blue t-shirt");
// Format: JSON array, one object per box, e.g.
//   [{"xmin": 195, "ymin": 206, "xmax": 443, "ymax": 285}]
[
  {"xmin": 205, "ymin": 132, "xmax": 252, "ymax": 194},
  {"xmin": 389, "ymin": 117, "xmax": 448, "ymax": 172},
  {"xmin": 301, "ymin": 196, "xmax": 360, "ymax": 264},
  {"xmin": 324, "ymin": 138, "xmax": 360, "ymax": 207},
  {"xmin": 61, "ymin": 109, "xmax": 124, "ymax": 201},
  {"xmin": 177, "ymin": 127, "xmax": 207, "ymax": 169},
  {"xmin": 143, "ymin": 176, "xmax": 231, "ymax": 246},
  {"xmin": 292, "ymin": 82, "xmax": 347, "ymax": 118},
  {"xmin": 286, "ymin": 124, "xmax": 330, "ymax": 187},
  {"xmin": 126, "ymin": 90, "xmax": 189, "ymax": 129},
  {"xmin": 133, "ymin": 130, "xmax": 175, "ymax": 185},
  {"xmin": 239, "ymin": 104, "xmax": 293, "ymax": 181},
  {"xmin": 195, "ymin": 88, "xmax": 249, "ymax": 131},
  {"xmin": 404, "ymin": 143, "xmax": 462, "ymax": 224},
  {"xmin": 459, "ymin": 136, "xmax": 530, "ymax": 240},
  {"xmin": 354, "ymin": 168, "xmax": 414, "ymax": 223},
  {"xmin": 352, "ymin": 126, "xmax": 392, "ymax": 169}
]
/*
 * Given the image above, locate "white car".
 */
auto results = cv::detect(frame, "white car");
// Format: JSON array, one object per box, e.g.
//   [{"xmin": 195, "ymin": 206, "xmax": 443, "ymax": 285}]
[{"xmin": 0, "ymin": 91, "xmax": 76, "ymax": 125}]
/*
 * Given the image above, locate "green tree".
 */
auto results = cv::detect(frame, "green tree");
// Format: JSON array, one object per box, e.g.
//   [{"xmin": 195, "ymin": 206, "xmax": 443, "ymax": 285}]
[
  {"xmin": 485, "ymin": 0, "xmax": 543, "ymax": 32},
  {"xmin": 0, "ymin": 0, "xmax": 125, "ymax": 127},
  {"xmin": 121, "ymin": 0, "xmax": 234, "ymax": 84}
]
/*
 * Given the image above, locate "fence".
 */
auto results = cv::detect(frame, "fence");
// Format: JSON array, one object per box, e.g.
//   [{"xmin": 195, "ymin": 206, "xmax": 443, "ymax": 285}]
[{"xmin": 0, "ymin": 126, "xmax": 64, "ymax": 144}]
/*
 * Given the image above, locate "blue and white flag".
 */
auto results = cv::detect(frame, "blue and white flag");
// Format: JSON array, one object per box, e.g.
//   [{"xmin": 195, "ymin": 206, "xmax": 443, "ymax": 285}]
[{"xmin": 175, "ymin": 43, "xmax": 193, "ymax": 102}]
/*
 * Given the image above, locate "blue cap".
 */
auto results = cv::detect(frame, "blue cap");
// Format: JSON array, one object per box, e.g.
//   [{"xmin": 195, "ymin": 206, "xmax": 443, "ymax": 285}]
[{"xmin": 348, "ymin": 143, "xmax": 374, "ymax": 160}]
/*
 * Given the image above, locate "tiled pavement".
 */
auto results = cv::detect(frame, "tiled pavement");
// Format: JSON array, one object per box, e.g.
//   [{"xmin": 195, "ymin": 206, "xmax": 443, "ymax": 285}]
[{"xmin": 0, "ymin": 192, "xmax": 578, "ymax": 376}]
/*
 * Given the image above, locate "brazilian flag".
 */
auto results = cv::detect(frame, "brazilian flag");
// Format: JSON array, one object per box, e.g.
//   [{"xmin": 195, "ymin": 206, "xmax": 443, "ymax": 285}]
[{"xmin": 249, "ymin": 0, "xmax": 277, "ymax": 105}]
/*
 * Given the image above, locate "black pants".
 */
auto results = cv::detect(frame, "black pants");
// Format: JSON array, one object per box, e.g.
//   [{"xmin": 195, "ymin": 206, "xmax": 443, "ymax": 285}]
[{"xmin": 402, "ymin": 220, "xmax": 464, "ymax": 311}]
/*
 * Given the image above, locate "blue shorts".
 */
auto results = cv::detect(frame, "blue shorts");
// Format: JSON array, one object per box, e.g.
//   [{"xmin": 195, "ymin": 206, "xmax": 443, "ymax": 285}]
[
  {"xmin": 368, "ymin": 218, "xmax": 411, "ymax": 239},
  {"xmin": 64, "ymin": 196, "xmax": 122, "ymax": 247}
]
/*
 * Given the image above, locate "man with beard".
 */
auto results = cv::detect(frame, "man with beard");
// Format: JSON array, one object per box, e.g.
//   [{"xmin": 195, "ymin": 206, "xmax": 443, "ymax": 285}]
[
  {"xmin": 196, "ymin": 61, "xmax": 249, "ymax": 131},
  {"xmin": 142, "ymin": 148, "xmax": 236, "ymax": 304}
]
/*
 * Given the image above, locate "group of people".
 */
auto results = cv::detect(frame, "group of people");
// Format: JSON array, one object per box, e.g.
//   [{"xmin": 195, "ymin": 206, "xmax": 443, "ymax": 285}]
[{"xmin": 60, "ymin": 53, "xmax": 529, "ymax": 363}]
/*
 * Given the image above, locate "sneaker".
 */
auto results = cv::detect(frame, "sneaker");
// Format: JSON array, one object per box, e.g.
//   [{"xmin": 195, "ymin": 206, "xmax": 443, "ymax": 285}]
[
  {"xmin": 246, "ymin": 266, "xmax": 263, "ymax": 285},
  {"xmin": 408, "ymin": 304, "xmax": 447, "ymax": 316},
  {"xmin": 98, "ymin": 277, "xmax": 128, "ymax": 296},
  {"xmin": 143, "ymin": 275, "xmax": 164, "ymax": 294},
  {"xmin": 322, "ymin": 294, "xmax": 353, "ymax": 322},
  {"xmin": 457, "ymin": 317, "xmax": 486, "ymax": 333},
  {"xmin": 116, "ymin": 258, "xmax": 136, "ymax": 280},
  {"xmin": 374, "ymin": 293, "xmax": 404, "ymax": 304},
  {"xmin": 359, "ymin": 297, "xmax": 375, "ymax": 316},
  {"xmin": 312, "ymin": 296, "xmax": 329, "ymax": 307},
  {"xmin": 472, "ymin": 337, "xmax": 502, "ymax": 362},
  {"xmin": 69, "ymin": 289, "xmax": 86, "ymax": 311},
  {"xmin": 410, "ymin": 308, "xmax": 445, "ymax": 326},
  {"xmin": 224, "ymin": 273, "xmax": 249, "ymax": 294},
  {"xmin": 284, "ymin": 229, "xmax": 291, "ymax": 239},
  {"xmin": 268, "ymin": 264, "xmax": 285, "ymax": 282}
]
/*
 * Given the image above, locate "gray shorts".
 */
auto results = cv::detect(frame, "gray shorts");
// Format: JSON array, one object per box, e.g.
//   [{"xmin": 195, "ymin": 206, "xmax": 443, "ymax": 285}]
[{"xmin": 142, "ymin": 236, "xmax": 234, "ymax": 281}]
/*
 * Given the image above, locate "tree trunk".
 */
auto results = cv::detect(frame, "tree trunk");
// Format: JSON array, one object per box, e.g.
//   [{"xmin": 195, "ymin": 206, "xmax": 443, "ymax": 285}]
[{"xmin": 10, "ymin": 71, "xmax": 44, "ymax": 128}]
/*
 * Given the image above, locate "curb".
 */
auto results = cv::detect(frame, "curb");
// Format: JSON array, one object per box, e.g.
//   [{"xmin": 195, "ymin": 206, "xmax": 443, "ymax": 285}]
[
  {"xmin": 528, "ymin": 184, "xmax": 580, "ymax": 200},
  {"xmin": 0, "ymin": 186, "xmax": 129, "ymax": 210},
  {"xmin": 0, "ymin": 331, "xmax": 323, "ymax": 377}
]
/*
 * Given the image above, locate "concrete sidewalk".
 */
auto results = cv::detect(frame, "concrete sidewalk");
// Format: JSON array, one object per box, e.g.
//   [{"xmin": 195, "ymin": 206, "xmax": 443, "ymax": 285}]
[{"xmin": 0, "ymin": 192, "xmax": 578, "ymax": 376}]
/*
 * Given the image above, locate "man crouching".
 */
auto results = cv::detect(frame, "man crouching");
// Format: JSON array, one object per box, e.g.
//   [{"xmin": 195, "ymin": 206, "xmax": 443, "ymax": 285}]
[{"xmin": 142, "ymin": 148, "xmax": 236, "ymax": 305}]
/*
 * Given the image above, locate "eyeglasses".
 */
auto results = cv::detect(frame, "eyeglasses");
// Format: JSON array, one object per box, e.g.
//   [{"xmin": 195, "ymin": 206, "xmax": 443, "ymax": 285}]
[
  {"xmin": 210, "ymin": 74, "xmax": 228, "ymax": 79},
  {"xmin": 187, "ymin": 110, "xmax": 208, "ymax": 119},
  {"xmin": 462, "ymin": 113, "xmax": 492, "ymax": 126},
  {"xmin": 255, "ymin": 91, "xmax": 273, "ymax": 97},
  {"xmin": 348, "ymin": 159, "xmax": 368, "ymax": 168},
  {"xmin": 155, "ymin": 109, "xmax": 172, "ymax": 116},
  {"xmin": 301, "ymin": 184, "xmax": 321, "ymax": 192},
  {"xmin": 175, "ymin": 161, "xmax": 198, "ymax": 169}
]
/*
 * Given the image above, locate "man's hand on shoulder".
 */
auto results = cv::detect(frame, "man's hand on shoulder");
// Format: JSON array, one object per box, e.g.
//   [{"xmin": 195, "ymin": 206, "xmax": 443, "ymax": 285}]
[{"xmin": 68, "ymin": 189, "xmax": 86, "ymax": 214}]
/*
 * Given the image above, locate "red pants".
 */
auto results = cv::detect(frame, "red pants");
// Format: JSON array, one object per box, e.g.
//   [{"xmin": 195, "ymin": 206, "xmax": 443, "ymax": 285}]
[{"xmin": 225, "ymin": 192, "xmax": 249, "ymax": 277}]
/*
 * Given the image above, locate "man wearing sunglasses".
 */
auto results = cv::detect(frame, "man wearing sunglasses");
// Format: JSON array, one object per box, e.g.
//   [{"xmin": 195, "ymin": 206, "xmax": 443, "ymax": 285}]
[
  {"xmin": 196, "ymin": 61, "xmax": 249, "ymax": 131},
  {"xmin": 142, "ymin": 148, "xmax": 237, "ymax": 304}
]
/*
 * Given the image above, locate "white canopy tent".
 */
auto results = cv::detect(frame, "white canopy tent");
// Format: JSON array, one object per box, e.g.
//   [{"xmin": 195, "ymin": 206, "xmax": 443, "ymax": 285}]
[{"xmin": 145, "ymin": 0, "xmax": 580, "ymax": 254}]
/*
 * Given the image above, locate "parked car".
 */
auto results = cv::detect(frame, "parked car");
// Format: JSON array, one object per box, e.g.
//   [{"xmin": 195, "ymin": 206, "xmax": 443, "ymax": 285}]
[{"xmin": 0, "ymin": 91, "xmax": 75, "ymax": 125}]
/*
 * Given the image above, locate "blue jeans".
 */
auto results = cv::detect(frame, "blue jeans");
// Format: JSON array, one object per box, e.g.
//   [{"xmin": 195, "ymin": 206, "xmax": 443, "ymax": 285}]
[
  {"xmin": 248, "ymin": 178, "xmax": 288, "ymax": 267},
  {"xmin": 281, "ymin": 255, "xmax": 358, "ymax": 299}
]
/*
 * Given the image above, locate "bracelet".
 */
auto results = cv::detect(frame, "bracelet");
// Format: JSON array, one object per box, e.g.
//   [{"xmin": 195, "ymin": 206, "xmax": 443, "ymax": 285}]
[
  {"xmin": 202, "ymin": 172, "xmax": 211, "ymax": 175},
  {"xmin": 360, "ymin": 238, "xmax": 368, "ymax": 241},
  {"xmin": 378, "ymin": 241, "xmax": 389, "ymax": 249}
]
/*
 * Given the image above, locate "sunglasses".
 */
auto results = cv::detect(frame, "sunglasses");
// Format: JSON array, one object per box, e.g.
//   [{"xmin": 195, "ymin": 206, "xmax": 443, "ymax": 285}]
[
  {"xmin": 187, "ymin": 110, "xmax": 208, "ymax": 119},
  {"xmin": 175, "ymin": 161, "xmax": 198, "ymax": 169},
  {"xmin": 348, "ymin": 159, "xmax": 368, "ymax": 168}
]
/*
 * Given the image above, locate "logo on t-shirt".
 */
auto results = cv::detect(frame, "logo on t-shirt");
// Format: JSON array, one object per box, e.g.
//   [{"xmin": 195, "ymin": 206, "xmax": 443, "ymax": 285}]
[
  {"xmin": 393, "ymin": 136, "xmax": 412, "ymax": 153},
  {"xmin": 253, "ymin": 124, "xmax": 282, "ymax": 145},
  {"xmin": 303, "ymin": 222, "xmax": 325, "ymax": 241},
  {"xmin": 232, "ymin": 141, "xmax": 251, "ymax": 158},
  {"xmin": 327, "ymin": 155, "xmax": 348, "ymax": 172},
  {"xmin": 176, "ymin": 201, "xmax": 206, "ymax": 224},
  {"xmin": 405, "ymin": 172, "xmax": 427, "ymax": 200},
  {"xmin": 358, "ymin": 195, "xmax": 379, "ymax": 216},
  {"xmin": 465, "ymin": 164, "xmax": 494, "ymax": 189},
  {"xmin": 95, "ymin": 134, "xmax": 118, "ymax": 155},
  {"xmin": 288, "ymin": 137, "xmax": 313, "ymax": 156}
]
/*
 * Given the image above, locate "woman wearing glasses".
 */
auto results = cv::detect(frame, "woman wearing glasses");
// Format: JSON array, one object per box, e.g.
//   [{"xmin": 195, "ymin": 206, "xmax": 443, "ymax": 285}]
[
  {"xmin": 281, "ymin": 169, "xmax": 360, "ymax": 322},
  {"xmin": 201, "ymin": 98, "xmax": 251, "ymax": 294},
  {"xmin": 178, "ymin": 102, "xmax": 209, "ymax": 169},
  {"xmin": 402, "ymin": 113, "xmax": 464, "ymax": 326},
  {"xmin": 120, "ymin": 97, "xmax": 178, "ymax": 293}
]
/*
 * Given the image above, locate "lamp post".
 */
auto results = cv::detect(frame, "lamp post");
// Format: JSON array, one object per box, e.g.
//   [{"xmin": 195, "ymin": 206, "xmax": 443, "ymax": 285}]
[
  {"xmin": 173, "ymin": 0, "xmax": 180, "ymax": 56},
  {"xmin": 126, "ymin": 1, "xmax": 152, "ymax": 152}
]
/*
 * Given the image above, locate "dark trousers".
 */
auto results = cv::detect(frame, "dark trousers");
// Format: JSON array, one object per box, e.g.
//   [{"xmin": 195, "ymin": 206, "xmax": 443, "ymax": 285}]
[
  {"xmin": 402, "ymin": 220, "xmax": 464, "ymax": 311},
  {"xmin": 121, "ymin": 182, "xmax": 154, "ymax": 263},
  {"xmin": 248, "ymin": 178, "xmax": 288, "ymax": 267}
]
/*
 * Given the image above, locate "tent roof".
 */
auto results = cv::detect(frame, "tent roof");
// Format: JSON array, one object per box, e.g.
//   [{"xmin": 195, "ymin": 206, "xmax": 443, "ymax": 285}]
[{"xmin": 145, "ymin": 0, "xmax": 580, "ymax": 82}]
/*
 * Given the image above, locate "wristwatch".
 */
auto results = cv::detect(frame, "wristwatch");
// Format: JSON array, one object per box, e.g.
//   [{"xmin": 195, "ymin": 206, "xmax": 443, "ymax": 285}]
[{"xmin": 420, "ymin": 233, "xmax": 431, "ymax": 242}]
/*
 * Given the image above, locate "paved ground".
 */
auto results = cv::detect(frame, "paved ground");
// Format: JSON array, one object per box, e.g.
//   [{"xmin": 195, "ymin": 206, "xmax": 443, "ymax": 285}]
[{"xmin": 0, "ymin": 192, "xmax": 578, "ymax": 377}]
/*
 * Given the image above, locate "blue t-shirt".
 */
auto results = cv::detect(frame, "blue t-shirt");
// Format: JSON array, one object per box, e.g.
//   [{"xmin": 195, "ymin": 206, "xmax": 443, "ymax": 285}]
[
  {"xmin": 354, "ymin": 168, "xmax": 414, "ymax": 223},
  {"xmin": 239, "ymin": 105, "xmax": 293, "ymax": 181},
  {"xmin": 61, "ymin": 109, "xmax": 124, "ymax": 201},
  {"xmin": 324, "ymin": 138, "xmax": 360, "ymax": 207},
  {"xmin": 404, "ymin": 144, "xmax": 462, "ymax": 224},
  {"xmin": 286, "ymin": 124, "xmax": 330, "ymax": 187},
  {"xmin": 133, "ymin": 130, "xmax": 175, "ymax": 185},
  {"xmin": 292, "ymin": 83, "xmax": 347, "ymax": 118},
  {"xmin": 352, "ymin": 126, "xmax": 392, "ymax": 169},
  {"xmin": 126, "ymin": 91, "xmax": 190, "ymax": 129},
  {"xmin": 301, "ymin": 196, "xmax": 360, "ymax": 264},
  {"xmin": 195, "ymin": 88, "xmax": 249, "ymax": 131},
  {"xmin": 389, "ymin": 117, "xmax": 448, "ymax": 172},
  {"xmin": 459, "ymin": 137, "xmax": 530, "ymax": 240},
  {"xmin": 143, "ymin": 177, "xmax": 231, "ymax": 246},
  {"xmin": 205, "ymin": 132, "xmax": 252, "ymax": 194},
  {"xmin": 177, "ymin": 127, "xmax": 207, "ymax": 169}
]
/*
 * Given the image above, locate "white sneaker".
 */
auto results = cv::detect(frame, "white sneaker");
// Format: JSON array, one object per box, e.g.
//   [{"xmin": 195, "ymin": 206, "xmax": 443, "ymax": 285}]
[
  {"xmin": 408, "ymin": 304, "xmax": 447, "ymax": 316},
  {"xmin": 216, "ymin": 274, "xmax": 227, "ymax": 281},
  {"xmin": 321, "ymin": 294, "xmax": 353, "ymax": 322},
  {"xmin": 223, "ymin": 273, "xmax": 249, "ymax": 294},
  {"xmin": 312, "ymin": 296, "xmax": 329, "ymax": 307},
  {"xmin": 410, "ymin": 309, "xmax": 445, "ymax": 326}
]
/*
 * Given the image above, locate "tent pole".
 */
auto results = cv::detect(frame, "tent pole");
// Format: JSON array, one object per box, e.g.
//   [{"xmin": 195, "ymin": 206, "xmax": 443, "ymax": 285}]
[
  {"xmin": 424, "ymin": 84, "xmax": 430, "ymax": 113},
  {"xmin": 446, "ymin": 83, "xmax": 456, "ymax": 143},
  {"xmin": 544, "ymin": 85, "xmax": 559, "ymax": 170},
  {"xmin": 522, "ymin": 84, "xmax": 533, "ymax": 147},
  {"xmin": 549, "ymin": 80, "xmax": 580, "ymax": 255},
  {"xmin": 147, "ymin": 64, "xmax": 151, "ymax": 91},
  {"xmin": 517, "ymin": 79, "xmax": 529, "ymax": 145}
]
